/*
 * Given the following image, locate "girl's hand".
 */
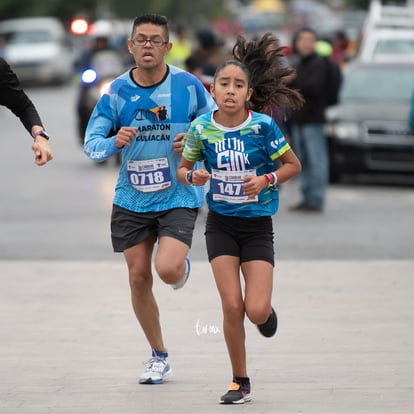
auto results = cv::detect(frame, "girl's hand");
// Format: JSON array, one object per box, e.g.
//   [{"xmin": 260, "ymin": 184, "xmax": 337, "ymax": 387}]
[
  {"xmin": 242, "ymin": 175, "xmax": 267, "ymax": 198},
  {"xmin": 192, "ymin": 169, "xmax": 211, "ymax": 186}
]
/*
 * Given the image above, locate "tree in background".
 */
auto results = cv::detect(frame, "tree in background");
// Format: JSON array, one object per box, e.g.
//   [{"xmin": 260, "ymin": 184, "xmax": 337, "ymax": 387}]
[{"xmin": 0, "ymin": 0, "xmax": 229, "ymax": 26}]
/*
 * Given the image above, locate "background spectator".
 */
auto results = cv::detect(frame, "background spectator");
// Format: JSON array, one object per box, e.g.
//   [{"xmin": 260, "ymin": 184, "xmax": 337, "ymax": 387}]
[
  {"xmin": 165, "ymin": 24, "xmax": 192, "ymax": 69},
  {"xmin": 190, "ymin": 28, "xmax": 231, "ymax": 77},
  {"xmin": 287, "ymin": 27, "xmax": 333, "ymax": 212},
  {"xmin": 410, "ymin": 88, "xmax": 414, "ymax": 134}
]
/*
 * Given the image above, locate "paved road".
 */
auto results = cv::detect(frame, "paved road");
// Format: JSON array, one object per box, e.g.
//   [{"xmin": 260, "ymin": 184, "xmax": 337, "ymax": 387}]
[{"xmin": 1, "ymin": 260, "xmax": 413, "ymax": 413}]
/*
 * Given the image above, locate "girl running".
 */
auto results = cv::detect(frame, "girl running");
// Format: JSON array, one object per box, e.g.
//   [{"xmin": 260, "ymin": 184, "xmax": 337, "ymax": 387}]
[{"xmin": 177, "ymin": 33, "xmax": 303, "ymax": 404}]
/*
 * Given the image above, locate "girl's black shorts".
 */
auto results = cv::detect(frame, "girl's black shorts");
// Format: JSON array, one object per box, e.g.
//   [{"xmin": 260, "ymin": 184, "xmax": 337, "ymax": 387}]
[{"xmin": 205, "ymin": 210, "xmax": 274, "ymax": 266}]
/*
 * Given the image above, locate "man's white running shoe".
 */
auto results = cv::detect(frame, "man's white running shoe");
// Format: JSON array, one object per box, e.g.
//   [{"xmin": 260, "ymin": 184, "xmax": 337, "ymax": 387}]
[
  {"xmin": 172, "ymin": 257, "xmax": 191, "ymax": 290},
  {"xmin": 139, "ymin": 351, "xmax": 172, "ymax": 384}
]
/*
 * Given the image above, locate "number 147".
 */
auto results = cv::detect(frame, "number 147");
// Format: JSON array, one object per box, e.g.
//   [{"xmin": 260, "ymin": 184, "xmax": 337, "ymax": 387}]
[{"xmin": 217, "ymin": 182, "xmax": 243, "ymax": 196}]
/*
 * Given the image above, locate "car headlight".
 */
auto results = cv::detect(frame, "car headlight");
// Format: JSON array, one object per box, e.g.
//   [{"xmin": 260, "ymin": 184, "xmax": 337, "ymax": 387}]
[{"xmin": 327, "ymin": 121, "xmax": 360, "ymax": 140}]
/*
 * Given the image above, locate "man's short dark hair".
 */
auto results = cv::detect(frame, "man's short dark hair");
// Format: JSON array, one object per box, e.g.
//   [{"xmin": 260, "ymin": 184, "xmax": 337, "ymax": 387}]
[{"xmin": 131, "ymin": 14, "xmax": 169, "ymax": 41}]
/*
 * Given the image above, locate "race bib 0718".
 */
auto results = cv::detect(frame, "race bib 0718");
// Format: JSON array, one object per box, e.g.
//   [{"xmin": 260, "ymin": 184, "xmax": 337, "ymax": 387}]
[{"xmin": 127, "ymin": 158, "xmax": 171, "ymax": 192}]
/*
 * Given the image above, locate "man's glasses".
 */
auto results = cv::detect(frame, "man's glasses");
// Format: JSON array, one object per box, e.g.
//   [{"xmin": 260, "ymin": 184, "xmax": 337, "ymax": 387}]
[{"xmin": 131, "ymin": 37, "xmax": 168, "ymax": 47}]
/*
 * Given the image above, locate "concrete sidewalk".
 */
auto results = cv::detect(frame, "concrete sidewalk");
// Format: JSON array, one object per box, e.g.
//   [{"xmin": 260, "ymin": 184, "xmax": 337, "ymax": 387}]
[{"xmin": 0, "ymin": 260, "xmax": 413, "ymax": 414}]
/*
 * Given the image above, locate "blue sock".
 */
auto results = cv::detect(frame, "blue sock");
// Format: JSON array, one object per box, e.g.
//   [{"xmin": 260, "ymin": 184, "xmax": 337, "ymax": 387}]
[{"xmin": 152, "ymin": 349, "xmax": 168, "ymax": 358}]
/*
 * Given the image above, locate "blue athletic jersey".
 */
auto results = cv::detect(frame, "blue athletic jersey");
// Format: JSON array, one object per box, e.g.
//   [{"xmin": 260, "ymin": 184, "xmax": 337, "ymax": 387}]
[
  {"xmin": 182, "ymin": 110, "xmax": 291, "ymax": 217},
  {"xmin": 84, "ymin": 65, "xmax": 216, "ymax": 212}
]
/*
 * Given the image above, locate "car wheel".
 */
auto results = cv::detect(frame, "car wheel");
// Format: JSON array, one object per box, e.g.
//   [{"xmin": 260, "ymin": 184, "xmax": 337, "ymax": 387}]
[{"xmin": 329, "ymin": 167, "xmax": 342, "ymax": 183}]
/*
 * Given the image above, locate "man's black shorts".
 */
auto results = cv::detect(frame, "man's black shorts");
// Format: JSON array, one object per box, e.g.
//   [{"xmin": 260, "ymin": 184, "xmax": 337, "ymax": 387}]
[{"xmin": 111, "ymin": 204, "xmax": 198, "ymax": 252}]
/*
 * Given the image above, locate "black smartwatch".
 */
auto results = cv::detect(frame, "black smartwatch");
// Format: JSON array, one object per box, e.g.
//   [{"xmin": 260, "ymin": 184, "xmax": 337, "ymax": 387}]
[
  {"xmin": 186, "ymin": 170, "xmax": 194, "ymax": 185},
  {"xmin": 33, "ymin": 130, "xmax": 50, "ymax": 140}
]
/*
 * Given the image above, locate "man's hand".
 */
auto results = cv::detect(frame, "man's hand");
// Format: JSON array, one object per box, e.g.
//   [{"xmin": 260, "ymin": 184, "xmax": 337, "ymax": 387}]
[
  {"xmin": 32, "ymin": 137, "xmax": 53, "ymax": 166},
  {"xmin": 173, "ymin": 132, "xmax": 186, "ymax": 156},
  {"xmin": 115, "ymin": 126, "xmax": 138, "ymax": 148}
]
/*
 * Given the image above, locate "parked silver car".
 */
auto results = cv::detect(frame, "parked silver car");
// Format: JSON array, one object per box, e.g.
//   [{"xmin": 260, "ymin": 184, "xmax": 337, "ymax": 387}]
[
  {"xmin": 0, "ymin": 17, "xmax": 76, "ymax": 85},
  {"xmin": 325, "ymin": 61, "xmax": 414, "ymax": 181}
]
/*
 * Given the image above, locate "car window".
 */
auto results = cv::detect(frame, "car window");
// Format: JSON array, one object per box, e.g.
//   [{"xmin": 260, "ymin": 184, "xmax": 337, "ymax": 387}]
[
  {"xmin": 374, "ymin": 39, "xmax": 414, "ymax": 56},
  {"xmin": 341, "ymin": 67, "xmax": 414, "ymax": 102},
  {"xmin": 5, "ymin": 30, "xmax": 54, "ymax": 44}
]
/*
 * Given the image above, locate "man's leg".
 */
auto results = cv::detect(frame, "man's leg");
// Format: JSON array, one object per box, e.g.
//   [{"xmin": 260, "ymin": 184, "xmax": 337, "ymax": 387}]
[
  {"xmin": 153, "ymin": 208, "xmax": 197, "ymax": 288},
  {"xmin": 124, "ymin": 236, "xmax": 165, "ymax": 351},
  {"xmin": 124, "ymin": 236, "xmax": 173, "ymax": 384},
  {"xmin": 154, "ymin": 236, "xmax": 189, "ymax": 286}
]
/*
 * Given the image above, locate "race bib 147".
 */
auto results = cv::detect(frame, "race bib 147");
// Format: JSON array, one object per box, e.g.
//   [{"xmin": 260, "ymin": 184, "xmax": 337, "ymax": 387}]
[{"xmin": 211, "ymin": 169, "xmax": 258, "ymax": 203}]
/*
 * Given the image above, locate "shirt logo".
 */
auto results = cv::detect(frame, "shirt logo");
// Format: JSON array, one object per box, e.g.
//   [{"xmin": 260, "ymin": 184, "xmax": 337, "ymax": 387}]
[
  {"xmin": 131, "ymin": 95, "xmax": 140, "ymax": 102},
  {"xmin": 270, "ymin": 137, "xmax": 285, "ymax": 149},
  {"xmin": 215, "ymin": 136, "xmax": 249, "ymax": 170},
  {"xmin": 135, "ymin": 106, "xmax": 168, "ymax": 122}
]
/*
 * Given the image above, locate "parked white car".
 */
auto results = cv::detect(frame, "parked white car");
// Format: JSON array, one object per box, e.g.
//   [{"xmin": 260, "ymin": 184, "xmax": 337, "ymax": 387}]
[
  {"xmin": 0, "ymin": 17, "xmax": 76, "ymax": 85},
  {"xmin": 359, "ymin": 28, "xmax": 414, "ymax": 63},
  {"xmin": 358, "ymin": 0, "xmax": 414, "ymax": 62}
]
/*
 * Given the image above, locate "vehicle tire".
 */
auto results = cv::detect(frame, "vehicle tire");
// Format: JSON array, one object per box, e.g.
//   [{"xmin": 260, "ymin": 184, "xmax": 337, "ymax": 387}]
[{"xmin": 329, "ymin": 167, "xmax": 342, "ymax": 183}]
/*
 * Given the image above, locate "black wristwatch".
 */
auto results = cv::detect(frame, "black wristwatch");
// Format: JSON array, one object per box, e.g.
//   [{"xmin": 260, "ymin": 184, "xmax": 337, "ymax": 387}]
[
  {"xmin": 186, "ymin": 170, "xmax": 194, "ymax": 185},
  {"xmin": 33, "ymin": 130, "xmax": 50, "ymax": 140}
]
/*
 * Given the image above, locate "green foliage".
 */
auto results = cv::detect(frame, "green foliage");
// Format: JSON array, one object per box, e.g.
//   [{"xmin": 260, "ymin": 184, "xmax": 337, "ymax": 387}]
[
  {"xmin": 0, "ymin": 0, "xmax": 228, "ymax": 24},
  {"xmin": 346, "ymin": 0, "xmax": 370, "ymax": 9},
  {"xmin": 100, "ymin": 0, "xmax": 229, "ymax": 25}
]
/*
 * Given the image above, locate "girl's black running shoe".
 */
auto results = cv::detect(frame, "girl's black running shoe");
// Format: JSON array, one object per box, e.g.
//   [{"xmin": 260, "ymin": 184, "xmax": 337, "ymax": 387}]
[{"xmin": 257, "ymin": 307, "xmax": 277, "ymax": 337}]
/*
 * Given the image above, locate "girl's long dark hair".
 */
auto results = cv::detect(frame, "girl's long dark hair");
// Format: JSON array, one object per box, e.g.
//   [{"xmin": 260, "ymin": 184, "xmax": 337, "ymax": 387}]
[{"xmin": 232, "ymin": 32, "xmax": 304, "ymax": 114}]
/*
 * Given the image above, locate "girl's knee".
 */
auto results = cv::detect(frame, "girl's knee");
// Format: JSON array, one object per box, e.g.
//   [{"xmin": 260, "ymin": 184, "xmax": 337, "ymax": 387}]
[
  {"xmin": 245, "ymin": 304, "xmax": 270, "ymax": 325},
  {"xmin": 223, "ymin": 301, "xmax": 245, "ymax": 321}
]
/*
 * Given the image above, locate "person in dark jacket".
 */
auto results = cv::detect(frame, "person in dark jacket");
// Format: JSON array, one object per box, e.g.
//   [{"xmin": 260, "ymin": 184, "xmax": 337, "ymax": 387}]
[
  {"xmin": 288, "ymin": 28, "xmax": 330, "ymax": 212},
  {"xmin": 0, "ymin": 57, "xmax": 53, "ymax": 165}
]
